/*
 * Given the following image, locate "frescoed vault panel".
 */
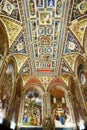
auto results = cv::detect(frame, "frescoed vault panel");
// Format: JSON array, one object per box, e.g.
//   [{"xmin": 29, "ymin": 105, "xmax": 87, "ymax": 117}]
[
  {"xmin": 10, "ymin": 33, "xmax": 27, "ymax": 54},
  {"xmin": 69, "ymin": 18, "xmax": 87, "ymax": 47},
  {"xmin": 13, "ymin": 54, "xmax": 28, "ymax": 72},
  {"xmin": 71, "ymin": 0, "xmax": 87, "ymax": 20},
  {"xmin": 63, "ymin": 54, "xmax": 78, "ymax": 72},
  {"xmin": 1, "ymin": 16, "xmax": 22, "ymax": 48},
  {"xmin": 60, "ymin": 59, "xmax": 72, "ymax": 75},
  {"xmin": 22, "ymin": 0, "xmax": 69, "ymax": 75},
  {"xmin": 64, "ymin": 31, "xmax": 83, "ymax": 54},
  {"xmin": 0, "ymin": 0, "xmax": 21, "ymax": 21},
  {"xmin": 19, "ymin": 60, "xmax": 31, "ymax": 74}
]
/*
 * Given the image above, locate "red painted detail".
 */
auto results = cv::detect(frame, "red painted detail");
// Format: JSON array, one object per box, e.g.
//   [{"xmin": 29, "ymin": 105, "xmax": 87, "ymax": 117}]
[
  {"xmin": 49, "ymin": 77, "xmax": 65, "ymax": 86},
  {"xmin": 25, "ymin": 77, "xmax": 42, "ymax": 86},
  {"xmin": 37, "ymin": 69, "xmax": 53, "ymax": 72}
]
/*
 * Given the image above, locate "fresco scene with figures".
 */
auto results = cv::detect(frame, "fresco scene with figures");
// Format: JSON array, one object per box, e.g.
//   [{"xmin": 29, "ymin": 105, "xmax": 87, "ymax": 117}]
[
  {"xmin": 0, "ymin": 0, "xmax": 87, "ymax": 130},
  {"xmin": 22, "ymin": 90, "xmax": 42, "ymax": 126}
]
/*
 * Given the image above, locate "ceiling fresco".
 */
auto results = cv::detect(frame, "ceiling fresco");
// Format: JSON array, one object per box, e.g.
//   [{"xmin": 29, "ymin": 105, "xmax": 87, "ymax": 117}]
[
  {"xmin": 71, "ymin": 0, "xmax": 87, "ymax": 20},
  {"xmin": 10, "ymin": 33, "xmax": 27, "ymax": 55},
  {"xmin": 0, "ymin": 0, "xmax": 21, "ymax": 21},
  {"xmin": 64, "ymin": 31, "xmax": 83, "ymax": 54},
  {"xmin": 63, "ymin": 53, "xmax": 78, "ymax": 71},
  {"xmin": 22, "ymin": 74, "xmax": 31, "ymax": 86},
  {"xmin": 60, "ymin": 59, "xmax": 72, "ymax": 75},
  {"xmin": 22, "ymin": 0, "xmax": 70, "ymax": 75},
  {"xmin": 69, "ymin": 17, "xmax": 87, "ymax": 47},
  {"xmin": 1, "ymin": 16, "xmax": 22, "ymax": 48},
  {"xmin": 0, "ymin": 0, "xmax": 87, "ymax": 87}
]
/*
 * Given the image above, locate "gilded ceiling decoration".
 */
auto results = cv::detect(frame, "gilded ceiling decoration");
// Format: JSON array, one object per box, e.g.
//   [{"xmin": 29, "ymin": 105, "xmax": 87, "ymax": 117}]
[
  {"xmin": 36, "ymin": 76, "xmax": 54, "ymax": 86},
  {"xmin": 64, "ymin": 31, "xmax": 83, "ymax": 54},
  {"xmin": 36, "ymin": 75, "xmax": 54, "ymax": 91},
  {"xmin": 59, "ymin": 74, "xmax": 70, "ymax": 86},
  {"xmin": 63, "ymin": 53, "xmax": 79, "ymax": 72},
  {"xmin": 22, "ymin": 74, "xmax": 31, "ymax": 86},
  {"xmin": 71, "ymin": 0, "xmax": 87, "ymax": 20},
  {"xmin": 69, "ymin": 17, "xmax": 87, "ymax": 47},
  {"xmin": 0, "ymin": 16, "xmax": 22, "ymax": 48},
  {"xmin": 19, "ymin": 59, "xmax": 31, "ymax": 74},
  {"xmin": 0, "ymin": 20, "xmax": 7, "ymax": 55},
  {"xmin": 13, "ymin": 54, "xmax": 28, "ymax": 72},
  {"xmin": 10, "ymin": 33, "xmax": 27, "ymax": 55},
  {"xmin": 0, "ymin": 0, "xmax": 21, "ymax": 21},
  {"xmin": 22, "ymin": 0, "xmax": 70, "ymax": 75},
  {"xmin": 60, "ymin": 59, "xmax": 72, "ymax": 75}
]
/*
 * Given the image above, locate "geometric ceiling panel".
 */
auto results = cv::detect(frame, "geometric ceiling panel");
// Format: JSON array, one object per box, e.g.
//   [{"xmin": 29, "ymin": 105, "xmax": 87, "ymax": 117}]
[
  {"xmin": 69, "ymin": 17, "xmax": 87, "ymax": 47},
  {"xmin": 1, "ymin": 16, "xmax": 22, "ymax": 48},
  {"xmin": 19, "ymin": 60, "xmax": 31, "ymax": 74},
  {"xmin": 63, "ymin": 53, "xmax": 78, "ymax": 72},
  {"xmin": 71, "ymin": 0, "xmax": 87, "ymax": 20},
  {"xmin": 60, "ymin": 59, "xmax": 72, "ymax": 75},
  {"xmin": 22, "ymin": 0, "xmax": 70, "ymax": 75},
  {"xmin": 10, "ymin": 33, "xmax": 27, "ymax": 54},
  {"xmin": 64, "ymin": 31, "xmax": 83, "ymax": 54},
  {"xmin": 1, "ymin": 0, "xmax": 21, "ymax": 21}
]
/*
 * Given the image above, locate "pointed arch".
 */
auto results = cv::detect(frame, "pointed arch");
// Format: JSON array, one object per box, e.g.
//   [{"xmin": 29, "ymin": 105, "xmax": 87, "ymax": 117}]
[
  {"xmin": 47, "ymin": 76, "xmax": 68, "ymax": 93},
  {"xmin": 74, "ymin": 54, "xmax": 85, "ymax": 82},
  {"xmin": 24, "ymin": 77, "xmax": 45, "ymax": 93},
  {"xmin": 7, "ymin": 56, "xmax": 18, "ymax": 78}
]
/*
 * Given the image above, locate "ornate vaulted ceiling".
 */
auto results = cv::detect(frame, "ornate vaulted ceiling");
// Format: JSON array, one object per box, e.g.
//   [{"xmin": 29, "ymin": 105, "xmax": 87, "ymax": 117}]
[
  {"xmin": 0, "ymin": 0, "xmax": 87, "ymax": 87},
  {"xmin": 21, "ymin": 0, "xmax": 69, "ymax": 75}
]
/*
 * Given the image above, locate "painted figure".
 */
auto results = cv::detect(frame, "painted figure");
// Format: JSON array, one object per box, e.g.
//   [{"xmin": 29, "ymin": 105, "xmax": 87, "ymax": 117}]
[
  {"xmin": 40, "ymin": 12, "xmax": 51, "ymax": 25},
  {"xmin": 48, "ymin": 0, "xmax": 54, "ymax": 7},
  {"xmin": 60, "ymin": 114, "xmax": 65, "ymax": 125},
  {"xmin": 56, "ymin": 0, "xmax": 62, "ymax": 16},
  {"xmin": 23, "ymin": 114, "xmax": 28, "ymax": 124},
  {"xmin": 29, "ymin": 0, "xmax": 35, "ymax": 16},
  {"xmin": 37, "ymin": 0, "xmax": 43, "ymax": 7}
]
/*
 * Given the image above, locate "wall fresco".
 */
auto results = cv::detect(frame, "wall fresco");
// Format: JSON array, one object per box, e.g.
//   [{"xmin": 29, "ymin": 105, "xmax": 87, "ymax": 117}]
[
  {"xmin": 0, "ymin": 64, "xmax": 14, "ymax": 117},
  {"xmin": 22, "ymin": 90, "xmax": 42, "ymax": 126}
]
